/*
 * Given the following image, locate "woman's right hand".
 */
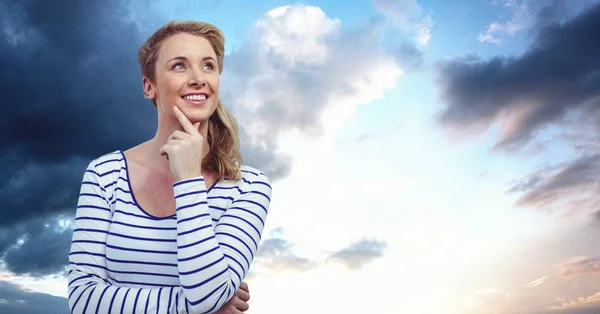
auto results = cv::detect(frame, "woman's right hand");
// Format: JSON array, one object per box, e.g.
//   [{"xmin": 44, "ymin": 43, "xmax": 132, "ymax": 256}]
[{"xmin": 214, "ymin": 282, "xmax": 251, "ymax": 314}]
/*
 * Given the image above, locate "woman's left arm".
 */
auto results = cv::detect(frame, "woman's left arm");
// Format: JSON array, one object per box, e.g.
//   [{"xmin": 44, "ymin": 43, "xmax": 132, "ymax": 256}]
[
  {"xmin": 172, "ymin": 171, "xmax": 271, "ymax": 313},
  {"xmin": 214, "ymin": 172, "xmax": 272, "ymax": 285},
  {"xmin": 162, "ymin": 107, "xmax": 272, "ymax": 313}
]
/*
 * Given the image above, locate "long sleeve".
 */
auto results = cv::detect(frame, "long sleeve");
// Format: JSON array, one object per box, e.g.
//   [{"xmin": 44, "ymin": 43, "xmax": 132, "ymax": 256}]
[
  {"xmin": 67, "ymin": 160, "xmax": 272, "ymax": 314},
  {"xmin": 172, "ymin": 171, "xmax": 272, "ymax": 312}
]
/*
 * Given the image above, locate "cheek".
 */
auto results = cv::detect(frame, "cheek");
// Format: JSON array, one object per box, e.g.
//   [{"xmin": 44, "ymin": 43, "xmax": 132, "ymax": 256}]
[
  {"xmin": 156, "ymin": 75, "xmax": 181, "ymax": 95},
  {"xmin": 210, "ymin": 75, "xmax": 220, "ymax": 93},
  {"xmin": 166, "ymin": 77, "xmax": 184, "ymax": 93}
]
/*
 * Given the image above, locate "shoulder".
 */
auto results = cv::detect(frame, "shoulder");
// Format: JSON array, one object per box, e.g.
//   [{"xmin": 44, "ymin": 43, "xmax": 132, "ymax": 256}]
[
  {"xmin": 86, "ymin": 150, "xmax": 124, "ymax": 173},
  {"xmin": 82, "ymin": 150, "xmax": 124, "ymax": 197},
  {"xmin": 238, "ymin": 165, "xmax": 272, "ymax": 194},
  {"xmin": 240, "ymin": 165, "xmax": 270, "ymax": 184}
]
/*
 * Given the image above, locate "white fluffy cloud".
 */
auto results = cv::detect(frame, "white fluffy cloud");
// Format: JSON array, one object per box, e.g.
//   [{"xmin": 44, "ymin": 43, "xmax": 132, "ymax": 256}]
[
  {"xmin": 371, "ymin": 0, "xmax": 433, "ymax": 45},
  {"xmin": 220, "ymin": 4, "xmax": 404, "ymax": 175},
  {"xmin": 478, "ymin": 0, "xmax": 531, "ymax": 44},
  {"xmin": 257, "ymin": 5, "xmax": 340, "ymax": 66}
]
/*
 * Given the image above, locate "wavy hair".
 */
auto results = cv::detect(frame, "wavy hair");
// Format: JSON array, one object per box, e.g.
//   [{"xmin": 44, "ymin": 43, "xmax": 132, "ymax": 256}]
[{"xmin": 138, "ymin": 21, "xmax": 242, "ymax": 181}]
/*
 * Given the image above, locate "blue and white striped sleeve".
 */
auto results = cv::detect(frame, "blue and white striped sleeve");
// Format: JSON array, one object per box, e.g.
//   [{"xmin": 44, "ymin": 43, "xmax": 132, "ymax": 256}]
[
  {"xmin": 172, "ymin": 171, "xmax": 272, "ymax": 313},
  {"xmin": 67, "ymin": 161, "xmax": 115, "ymax": 313}
]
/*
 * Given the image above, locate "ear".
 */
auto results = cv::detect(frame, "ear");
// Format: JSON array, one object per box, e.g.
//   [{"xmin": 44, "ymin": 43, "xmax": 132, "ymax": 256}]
[{"xmin": 142, "ymin": 77, "xmax": 156, "ymax": 99}]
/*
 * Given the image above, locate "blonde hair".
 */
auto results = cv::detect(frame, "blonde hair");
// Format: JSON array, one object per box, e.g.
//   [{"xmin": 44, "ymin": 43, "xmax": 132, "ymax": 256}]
[{"xmin": 138, "ymin": 21, "xmax": 242, "ymax": 181}]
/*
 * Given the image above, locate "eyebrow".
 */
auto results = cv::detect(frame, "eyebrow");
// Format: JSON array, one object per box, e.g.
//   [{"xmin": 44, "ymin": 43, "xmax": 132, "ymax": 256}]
[{"xmin": 167, "ymin": 56, "xmax": 217, "ymax": 63}]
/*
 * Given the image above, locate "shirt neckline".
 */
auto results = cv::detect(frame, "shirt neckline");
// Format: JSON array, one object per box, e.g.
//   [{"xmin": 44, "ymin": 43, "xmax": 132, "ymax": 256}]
[{"xmin": 118, "ymin": 150, "xmax": 219, "ymax": 220}]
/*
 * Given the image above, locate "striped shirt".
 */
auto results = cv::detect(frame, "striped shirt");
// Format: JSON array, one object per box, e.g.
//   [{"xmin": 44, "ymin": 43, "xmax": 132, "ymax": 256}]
[{"xmin": 67, "ymin": 150, "xmax": 272, "ymax": 314}]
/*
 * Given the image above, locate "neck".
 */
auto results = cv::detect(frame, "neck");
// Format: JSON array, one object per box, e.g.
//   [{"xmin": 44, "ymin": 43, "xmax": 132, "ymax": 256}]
[{"xmin": 146, "ymin": 113, "xmax": 211, "ymax": 175}]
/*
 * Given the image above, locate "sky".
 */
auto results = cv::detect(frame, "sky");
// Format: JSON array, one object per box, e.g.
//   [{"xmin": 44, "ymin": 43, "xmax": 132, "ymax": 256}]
[{"xmin": 0, "ymin": 0, "xmax": 600, "ymax": 313}]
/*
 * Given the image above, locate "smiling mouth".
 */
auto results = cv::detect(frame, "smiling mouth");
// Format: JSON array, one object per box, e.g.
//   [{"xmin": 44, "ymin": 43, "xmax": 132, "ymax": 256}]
[{"xmin": 182, "ymin": 94, "xmax": 208, "ymax": 101}]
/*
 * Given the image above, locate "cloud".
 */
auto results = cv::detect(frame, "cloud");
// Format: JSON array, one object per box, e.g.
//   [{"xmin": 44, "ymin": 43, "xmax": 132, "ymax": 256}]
[
  {"xmin": 254, "ymin": 235, "xmax": 388, "ymax": 274},
  {"xmin": 372, "ymin": 0, "xmax": 433, "ymax": 46},
  {"xmin": 368, "ymin": 16, "xmax": 425, "ymax": 70},
  {"xmin": 549, "ymin": 291, "xmax": 600, "ymax": 312},
  {"xmin": 507, "ymin": 154, "xmax": 600, "ymax": 214},
  {"xmin": 0, "ymin": 0, "xmax": 149, "ymax": 227},
  {"xmin": 537, "ymin": 305, "xmax": 600, "ymax": 314},
  {"xmin": 479, "ymin": 0, "xmax": 531, "ymax": 44},
  {"xmin": 436, "ymin": 2, "xmax": 600, "ymax": 151},
  {"xmin": 0, "ymin": 156, "xmax": 91, "ymax": 228},
  {"xmin": 327, "ymin": 238, "xmax": 387, "ymax": 270},
  {"xmin": 557, "ymin": 256, "xmax": 600, "ymax": 277},
  {"xmin": 450, "ymin": 216, "xmax": 600, "ymax": 314},
  {"xmin": 372, "ymin": 0, "xmax": 421, "ymax": 29},
  {"xmin": 390, "ymin": 41, "xmax": 425, "ymax": 71},
  {"xmin": 415, "ymin": 12, "xmax": 434, "ymax": 46},
  {"xmin": 1, "ymin": 0, "xmax": 408, "ymax": 275},
  {"xmin": 0, "ymin": 280, "xmax": 67, "ymax": 314},
  {"xmin": 460, "ymin": 287, "xmax": 600, "ymax": 314},
  {"xmin": 436, "ymin": 2, "xmax": 600, "ymax": 215},
  {"xmin": 0, "ymin": 215, "xmax": 72, "ymax": 277},
  {"xmin": 252, "ymin": 229, "xmax": 317, "ymax": 275},
  {"xmin": 523, "ymin": 275, "xmax": 548, "ymax": 288},
  {"xmin": 0, "ymin": 0, "xmax": 300, "ymax": 230},
  {"xmin": 530, "ymin": 0, "xmax": 569, "ymax": 33},
  {"xmin": 594, "ymin": 210, "xmax": 600, "ymax": 226},
  {"xmin": 222, "ymin": 4, "xmax": 404, "ymax": 142}
]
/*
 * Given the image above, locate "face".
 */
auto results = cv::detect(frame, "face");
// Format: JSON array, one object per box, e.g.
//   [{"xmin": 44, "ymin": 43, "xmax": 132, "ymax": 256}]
[{"xmin": 144, "ymin": 33, "xmax": 220, "ymax": 124}]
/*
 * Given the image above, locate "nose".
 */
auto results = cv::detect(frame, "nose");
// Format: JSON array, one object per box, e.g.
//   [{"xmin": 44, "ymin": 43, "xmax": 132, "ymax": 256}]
[{"xmin": 187, "ymin": 69, "xmax": 206, "ymax": 88}]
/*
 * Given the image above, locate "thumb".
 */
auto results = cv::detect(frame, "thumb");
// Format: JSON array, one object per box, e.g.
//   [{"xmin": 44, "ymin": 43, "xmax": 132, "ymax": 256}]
[{"xmin": 193, "ymin": 122, "xmax": 200, "ymax": 130}]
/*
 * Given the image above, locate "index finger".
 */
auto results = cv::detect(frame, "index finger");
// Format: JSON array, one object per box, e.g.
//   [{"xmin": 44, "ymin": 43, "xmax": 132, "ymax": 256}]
[{"xmin": 173, "ymin": 106, "xmax": 198, "ymax": 134}]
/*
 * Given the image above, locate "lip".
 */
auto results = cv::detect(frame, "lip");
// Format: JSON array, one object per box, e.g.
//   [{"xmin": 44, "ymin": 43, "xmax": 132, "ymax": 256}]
[{"xmin": 181, "ymin": 92, "xmax": 209, "ymax": 106}]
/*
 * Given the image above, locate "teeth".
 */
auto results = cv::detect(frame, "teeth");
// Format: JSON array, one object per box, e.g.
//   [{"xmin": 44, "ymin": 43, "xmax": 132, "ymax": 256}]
[{"xmin": 184, "ymin": 94, "xmax": 207, "ymax": 101}]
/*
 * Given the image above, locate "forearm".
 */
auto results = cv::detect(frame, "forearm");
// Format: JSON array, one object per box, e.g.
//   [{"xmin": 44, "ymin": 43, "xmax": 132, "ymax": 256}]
[
  {"xmin": 173, "ymin": 177, "xmax": 239, "ymax": 312},
  {"xmin": 68, "ymin": 273, "xmax": 177, "ymax": 314}
]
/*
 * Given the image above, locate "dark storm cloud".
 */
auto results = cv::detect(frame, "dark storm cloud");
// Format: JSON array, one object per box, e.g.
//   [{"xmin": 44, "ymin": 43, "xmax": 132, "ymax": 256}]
[
  {"xmin": 435, "ymin": 1, "xmax": 600, "ymax": 152},
  {"xmin": 0, "ymin": 215, "xmax": 73, "ymax": 276},
  {"xmin": 0, "ymin": 0, "xmax": 293, "ymax": 277},
  {"xmin": 0, "ymin": 155, "xmax": 90, "ymax": 228},
  {"xmin": 0, "ymin": 0, "xmax": 155, "ymax": 227},
  {"xmin": 530, "ymin": 0, "xmax": 567, "ymax": 33},
  {"xmin": 0, "ymin": 0, "xmax": 154, "ymax": 160},
  {"xmin": 0, "ymin": 0, "xmax": 292, "ymax": 225},
  {"xmin": 0, "ymin": 281, "xmax": 67, "ymax": 314},
  {"xmin": 327, "ymin": 238, "xmax": 387, "ymax": 270},
  {"xmin": 435, "ymin": 2, "xmax": 600, "ymax": 216}
]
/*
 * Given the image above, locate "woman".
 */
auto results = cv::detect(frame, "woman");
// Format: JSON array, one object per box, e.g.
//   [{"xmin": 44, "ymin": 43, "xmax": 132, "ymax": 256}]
[{"xmin": 67, "ymin": 21, "xmax": 272, "ymax": 314}]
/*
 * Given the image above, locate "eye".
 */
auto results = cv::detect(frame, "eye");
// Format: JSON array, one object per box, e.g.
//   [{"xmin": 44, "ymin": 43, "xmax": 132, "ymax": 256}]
[
  {"xmin": 172, "ymin": 62, "xmax": 186, "ymax": 71},
  {"xmin": 202, "ymin": 62, "xmax": 215, "ymax": 72}
]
